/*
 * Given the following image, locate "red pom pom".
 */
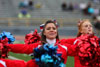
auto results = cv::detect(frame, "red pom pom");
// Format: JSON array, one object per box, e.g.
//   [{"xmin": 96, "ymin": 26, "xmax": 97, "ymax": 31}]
[
  {"xmin": 0, "ymin": 38, "xmax": 10, "ymax": 58},
  {"xmin": 76, "ymin": 34, "xmax": 99, "ymax": 66},
  {"xmin": 25, "ymin": 29, "xmax": 41, "ymax": 44}
]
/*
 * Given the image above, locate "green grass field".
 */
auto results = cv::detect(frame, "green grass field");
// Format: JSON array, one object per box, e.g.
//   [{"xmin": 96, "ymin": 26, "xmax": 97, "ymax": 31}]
[{"xmin": 9, "ymin": 41, "xmax": 74, "ymax": 67}]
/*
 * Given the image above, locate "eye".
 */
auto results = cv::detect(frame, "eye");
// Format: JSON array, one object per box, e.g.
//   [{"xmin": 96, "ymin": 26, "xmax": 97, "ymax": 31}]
[
  {"xmin": 85, "ymin": 25, "xmax": 88, "ymax": 27},
  {"xmin": 53, "ymin": 27, "xmax": 56, "ymax": 30},
  {"xmin": 46, "ymin": 27, "xmax": 51, "ymax": 30},
  {"xmin": 89, "ymin": 25, "xmax": 92, "ymax": 27},
  {"xmin": 46, "ymin": 27, "xmax": 57, "ymax": 30}
]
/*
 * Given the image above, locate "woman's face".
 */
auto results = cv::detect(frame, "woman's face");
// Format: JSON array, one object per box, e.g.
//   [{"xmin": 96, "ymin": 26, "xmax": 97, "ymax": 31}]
[
  {"xmin": 80, "ymin": 21, "xmax": 93, "ymax": 35},
  {"xmin": 43, "ymin": 23, "xmax": 57, "ymax": 40}
]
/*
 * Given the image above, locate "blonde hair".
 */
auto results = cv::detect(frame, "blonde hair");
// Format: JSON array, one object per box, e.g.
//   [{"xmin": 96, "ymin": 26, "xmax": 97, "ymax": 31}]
[{"xmin": 77, "ymin": 19, "xmax": 91, "ymax": 37}]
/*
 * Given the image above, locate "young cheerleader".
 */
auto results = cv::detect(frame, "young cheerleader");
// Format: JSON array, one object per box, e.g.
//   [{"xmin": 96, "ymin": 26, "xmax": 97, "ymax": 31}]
[
  {"xmin": 61, "ymin": 19, "xmax": 100, "ymax": 67},
  {"xmin": 8, "ymin": 20, "xmax": 77, "ymax": 67}
]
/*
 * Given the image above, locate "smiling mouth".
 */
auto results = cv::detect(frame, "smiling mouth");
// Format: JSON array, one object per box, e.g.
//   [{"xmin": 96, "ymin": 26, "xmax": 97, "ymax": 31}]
[
  {"xmin": 49, "ymin": 34, "xmax": 55, "ymax": 35},
  {"xmin": 49, "ymin": 33, "xmax": 55, "ymax": 34},
  {"xmin": 89, "ymin": 30, "xmax": 91, "ymax": 32}
]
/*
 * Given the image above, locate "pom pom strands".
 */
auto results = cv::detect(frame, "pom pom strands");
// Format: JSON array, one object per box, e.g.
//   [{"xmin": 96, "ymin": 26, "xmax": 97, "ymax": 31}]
[
  {"xmin": 76, "ymin": 34, "xmax": 100, "ymax": 66},
  {"xmin": 25, "ymin": 29, "xmax": 41, "ymax": 44},
  {"xmin": 32, "ymin": 43, "xmax": 65, "ymax": 67},
  {"xmin": 0, "ymin": 31, "xmax": 15, "ymax": 58},
  {"xmin": 0, "ymin": 31, "xmax": 15, "ymax": 44}
]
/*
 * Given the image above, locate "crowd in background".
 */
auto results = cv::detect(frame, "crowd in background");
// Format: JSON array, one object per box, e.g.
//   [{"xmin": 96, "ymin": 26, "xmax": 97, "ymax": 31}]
[
  {"xmin": 17, "ymin": 0, "xmax": 100, "ymax": 19},
  {"xmin": 18, "ymin": 0, "xmax": 34, "ymax": 18},
  {"xmin": 61, "ymin": 1, "xmax": 100, "ymax": 33},
  {"xmin": 16, "ymin": 0, "xmax": 100, "ymax": 34},
  {"xmin": 61, "ymin": 1, "xmax": 100, "ymax": 16}
]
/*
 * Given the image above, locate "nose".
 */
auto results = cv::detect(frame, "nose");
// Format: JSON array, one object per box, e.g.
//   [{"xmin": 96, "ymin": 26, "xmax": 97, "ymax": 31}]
[
  {"xmin": 88, "ymin": 27, "xmax": 90, "ymax": 29},
  {"xmin": 88, "ymin": 26, "xmax": 91, "ymax": 29}
]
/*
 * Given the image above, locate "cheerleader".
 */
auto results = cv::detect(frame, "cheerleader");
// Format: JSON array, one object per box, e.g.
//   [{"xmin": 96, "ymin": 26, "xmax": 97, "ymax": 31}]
[
  {"xmin": 8, "ymin": 20, "xmax": 77, "ymax": 67},
  {"xmin": 61, "ymin": 19, "xmax": 99, "ymax": 67},
  {"xmin": 0, "ymin": 31, "xmax": 26, "ymax": 67}
]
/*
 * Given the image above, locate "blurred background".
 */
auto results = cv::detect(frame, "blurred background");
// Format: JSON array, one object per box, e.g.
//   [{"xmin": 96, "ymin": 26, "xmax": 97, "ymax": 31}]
[{"xmin": 0, "ymin": 0, "xmax": 100, "ymax": 67}]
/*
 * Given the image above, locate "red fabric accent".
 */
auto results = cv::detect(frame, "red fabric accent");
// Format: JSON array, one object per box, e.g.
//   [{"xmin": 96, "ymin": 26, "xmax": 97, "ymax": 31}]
[
  {"xmin": 0, "ymin": 64, "xmax": 4, "ymax": 67},
  {"xmin": 60, "ymin": 38, "xmax": 76, "ymax": 45},
  {"xmin": 9, "ymin": 43, "xmax": 39, "ymax": 54},
  {"xmin": 0, "ymin": 59, "xmax": 26, "ymax": 67}
]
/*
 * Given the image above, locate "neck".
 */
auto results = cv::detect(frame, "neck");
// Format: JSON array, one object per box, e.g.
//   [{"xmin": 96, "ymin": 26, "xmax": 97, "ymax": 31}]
[{"xmin": 46, "ymin": 38, "xmax": 56, "ymax": 45}]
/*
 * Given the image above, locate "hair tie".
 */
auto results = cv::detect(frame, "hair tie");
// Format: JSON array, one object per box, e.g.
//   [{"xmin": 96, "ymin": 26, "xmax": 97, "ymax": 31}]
[
  {"xmin": 52, "ymin": 19, "xmax": 59, "ymax": 28},
  {"xmin": 78, "ymin": 19, "xmax": 83, "ymax": 27},
  {"xmin": 40, "ymin": 24, "xmax": 45, "ymax": 31}
]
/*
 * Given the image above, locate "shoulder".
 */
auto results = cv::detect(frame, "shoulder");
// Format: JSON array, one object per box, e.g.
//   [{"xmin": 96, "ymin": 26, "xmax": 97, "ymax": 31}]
[
  {"xmin": 60, "ymin": 38, "xmax": 76, "ymax": 42},
  {"xmin": 58, "ymin": 44, "xmax": 68, "ymax": 52}
]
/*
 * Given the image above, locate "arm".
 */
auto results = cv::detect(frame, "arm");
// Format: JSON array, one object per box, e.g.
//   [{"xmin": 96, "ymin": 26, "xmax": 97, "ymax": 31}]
[
  {"xmin": 1, "ymin": 59, "xmax": 26, "ymax": 67},
  {"xmin": 60, "ymin": 38, "xmax": 78, "ymax": 56},
  {"xmin": 8, "ymin": 43, "xmax": 39, "ymax": 54},
  {"xmin": 65, "ymin": 43, "xmax": 78, "ymax": 56},
  {"xmin": 60, "ymin": 38, "xmax": 76, "ymax": 45},
  {"xmin": 68, "ymin": 44, "xmax": 78, "ymax": 56}
]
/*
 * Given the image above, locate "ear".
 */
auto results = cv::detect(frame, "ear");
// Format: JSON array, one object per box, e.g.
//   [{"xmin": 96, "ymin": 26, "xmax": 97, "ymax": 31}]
[{"xmin": 79, "ymin": 29, "xmax": 83, "ymax": 34}]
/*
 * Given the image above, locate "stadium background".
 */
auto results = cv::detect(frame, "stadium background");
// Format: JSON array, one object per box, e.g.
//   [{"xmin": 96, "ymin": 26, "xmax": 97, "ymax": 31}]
[{"xmin": 0, "ymin": 0, "xmax": 100, "ymax": 67}]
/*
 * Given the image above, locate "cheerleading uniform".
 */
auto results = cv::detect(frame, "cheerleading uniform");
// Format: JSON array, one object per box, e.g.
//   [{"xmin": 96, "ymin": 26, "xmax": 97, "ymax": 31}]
[
  {"xmin": 60, "ymin": 38, "xmax": 76, "ymax": 56},
  {"xmin": 60, "ymin": 35, "xmax": 99, "ymax": 67},
  {"xmin": 0, "ymin": 58, "xmax": 26, "ymax": 67},
  {"xmin": 8, "ymin": 39, "xmax": 77, "ymax": 67}
]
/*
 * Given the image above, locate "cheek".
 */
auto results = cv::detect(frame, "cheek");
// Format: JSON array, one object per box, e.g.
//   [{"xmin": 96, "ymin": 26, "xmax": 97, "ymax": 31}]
[
  {"xmin": 54, "ymin": 33, "xmax": 57, "ymax": 37},
  {"xmin": 81, "ymin": 28, "xmax": 87, "ymax": 33},
  {"xmin": 55, "ymin": 31, "xmax": 57, "ymax": 35},
  {"xmin": 83, "ymin": 27, "xmax": 88, "ymax": 31},
  {"xmin": 44, "ymin": 31, "xmax": 50, "ymax": 37},
  {"xmin": 91, "ymin": 28, "xmax": 93, "ymax": 31},
  {"xmin": 55, "ymin": 30, "xmax": 57, "ymax": 33}
]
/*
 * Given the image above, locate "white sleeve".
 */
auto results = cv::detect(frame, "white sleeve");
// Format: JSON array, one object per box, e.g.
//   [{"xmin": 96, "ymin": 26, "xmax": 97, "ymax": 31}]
[
  {"xmin": 73, "ymin": 39, "xmax": 78, "ymax": 45},
  {"xmin": 59, "ymin": 44, "xmax": 68, "ymax": 52},
  {"xmin": 0, "ymin": 60, "xmax": 7, "ymax": 67}
]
